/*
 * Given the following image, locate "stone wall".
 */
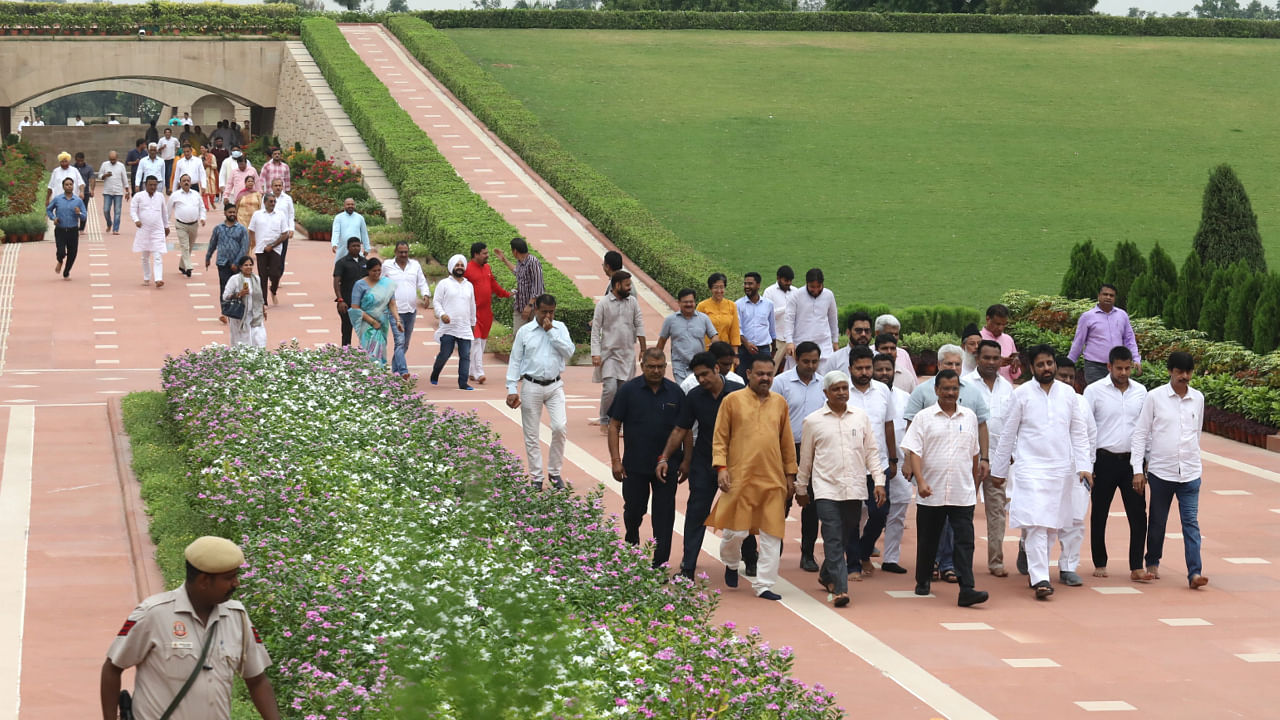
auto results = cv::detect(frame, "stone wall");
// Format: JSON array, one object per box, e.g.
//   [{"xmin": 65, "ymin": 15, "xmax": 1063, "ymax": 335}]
[{"xmin": 18, "ymin": 125, "xmax": 141, "ymax": 170}]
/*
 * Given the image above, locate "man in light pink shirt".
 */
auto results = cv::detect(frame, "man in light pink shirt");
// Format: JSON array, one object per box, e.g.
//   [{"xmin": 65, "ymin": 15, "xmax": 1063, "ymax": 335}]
[
  {"xmin": 980, "ymin": 304, "xmax": 1022, "ymax": 383},
  {"xmin": 221, "ymin": 152, "xmax": 259, "ymax": 205}
]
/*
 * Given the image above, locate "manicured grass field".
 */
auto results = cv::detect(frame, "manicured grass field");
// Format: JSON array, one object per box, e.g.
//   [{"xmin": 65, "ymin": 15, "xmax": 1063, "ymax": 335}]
[{"xmin": 447, "ymin": 29, "xmax": 1280, "ymax": 308}]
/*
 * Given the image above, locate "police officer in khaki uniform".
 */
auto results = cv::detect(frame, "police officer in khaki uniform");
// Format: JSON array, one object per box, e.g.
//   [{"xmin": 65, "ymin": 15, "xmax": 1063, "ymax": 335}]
[{"xmin": 99, "ymin": 537, "xmax": 281, "ymax": 720}]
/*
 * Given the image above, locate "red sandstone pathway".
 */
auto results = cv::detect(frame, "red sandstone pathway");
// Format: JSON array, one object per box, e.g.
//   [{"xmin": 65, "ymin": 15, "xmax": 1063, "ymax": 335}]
[{"xmin": 0, "ymin": 28, "xmax": 1278, "ymax": 719}]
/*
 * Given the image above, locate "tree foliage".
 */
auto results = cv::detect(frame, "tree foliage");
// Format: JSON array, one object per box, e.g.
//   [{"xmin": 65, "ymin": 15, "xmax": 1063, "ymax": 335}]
[
  {"xmin": 1252, "ymin": 273, "xmax": 1280, "ymax": 354},
  {"xmin": 1106, "ymin": 240, "xmax": 1146, "ymax": 310},
  {"xmin": 386, "ymin": 0, "xmax": 410, "ymax": 11},
  {"xmin": 1061, "ymin": 239, "xmax": 1109, "ymax": 300},
  {"xmin": 1194, "ymin": 0, "xmax": 1279, "ymax": 17},
  {"xmin": 1127, "ymin": 242, "xmax": 1177, "ymax": 319},
  {"xmin": 1198, "ymin": 264, "xmax": 1239, "ymax": 340},
  {"xmin": 1193, "ymin": 164, "xmax": 1267, "ymax": 273},
  {"xmin": 1225, "ymin": 268, "xmax": 1265, "ymax": 346},
  {"xmin": 1164, "ymin": 251, "xmax": 1206, "ymax": 330}
]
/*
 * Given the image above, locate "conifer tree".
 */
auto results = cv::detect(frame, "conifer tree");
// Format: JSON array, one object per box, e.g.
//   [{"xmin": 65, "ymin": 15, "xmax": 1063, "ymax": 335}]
[
  {"xmin": 1192, "ymin": 164, "xmax": 1267, "ymax": 272},
  {"xmin": 1061, "ymin": 239, "xmax": 1109, "ymax": 299}
]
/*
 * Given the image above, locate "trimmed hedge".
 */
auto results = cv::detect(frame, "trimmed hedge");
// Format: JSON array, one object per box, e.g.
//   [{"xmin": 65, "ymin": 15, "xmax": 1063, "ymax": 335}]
[
  {"xmin": 387, "ymin": 15, "xmax": 720, "ymax": 301},
  {"xmin": 301, "ymin": 17, "xmax": 595, "ymax": 340},
  {"xmin": 0, "ymin": 1, "xmax": 300, "ymax": 35},
  {"xmin": 412, "ymin": 9, "xmax": 1280, "ymax": 38},
  {"xmin": 838, "ymin": 302, "xmax": 981, "ymax": 335}
]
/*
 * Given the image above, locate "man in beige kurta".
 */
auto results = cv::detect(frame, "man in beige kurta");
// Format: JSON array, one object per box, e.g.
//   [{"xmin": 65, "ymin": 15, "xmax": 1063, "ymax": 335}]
[
  {"xmin": 707, "ymin": 354, "xmax": 797, "ymax": 600},
  {"xmin": 590, "ymin": 271, "xmax": 646, "ymax": 431}
]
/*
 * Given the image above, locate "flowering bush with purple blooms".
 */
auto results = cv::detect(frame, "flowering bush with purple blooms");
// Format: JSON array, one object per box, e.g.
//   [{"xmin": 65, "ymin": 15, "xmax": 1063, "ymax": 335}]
[{"xmin": 154, "ymin": 343, "xmax": 842, "ymax": 719}]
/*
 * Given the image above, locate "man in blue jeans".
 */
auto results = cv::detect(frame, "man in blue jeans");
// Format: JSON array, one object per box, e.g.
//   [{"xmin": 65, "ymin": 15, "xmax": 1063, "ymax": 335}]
[
  {"xmin": 1131, "ymin": 351, "xmax": 1208, "ymax": 589},
  {"xmin": 97, "ymin": 150, "xmax": 129, "ymax": 235}
]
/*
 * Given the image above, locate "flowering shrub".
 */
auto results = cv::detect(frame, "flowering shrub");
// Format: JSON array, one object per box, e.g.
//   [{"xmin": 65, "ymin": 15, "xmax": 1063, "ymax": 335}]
[
  {"xmin": 301, "ymin": 158, "xmax": 364, "ymax": 189},
  {"xmin": 153, "ymin": 343, "xmax": 842, "ymax": 719}
]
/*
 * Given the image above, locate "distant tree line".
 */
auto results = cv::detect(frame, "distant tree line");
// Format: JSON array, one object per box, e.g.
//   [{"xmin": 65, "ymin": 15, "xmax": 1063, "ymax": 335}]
[{"xmin": 1128, "ymin": 0, "xmax": 1278, "ymax": 18}]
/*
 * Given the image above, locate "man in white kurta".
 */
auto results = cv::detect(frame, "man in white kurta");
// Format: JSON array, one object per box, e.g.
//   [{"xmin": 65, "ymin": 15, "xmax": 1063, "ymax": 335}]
[
  {"xmin": 130, "ymin": 177, "xmax": 170, "ymax": 286},
  {"xmin": 1053, "ymin": 355, "xmax": 1097, "ymax": 588},
  {"xmin": 990, "ymin": 345, "xmax": 1092, "ymax": 599},
  {"xmin": 873, "ymin": 352, "xmax": 913, "ymax": 574}
]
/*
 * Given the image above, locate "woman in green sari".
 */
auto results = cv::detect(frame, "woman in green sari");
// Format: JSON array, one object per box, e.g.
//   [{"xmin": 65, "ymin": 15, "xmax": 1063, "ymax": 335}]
[{"xmin": 348, "ymin": 258, "xmax": 402, "ymax": 366}]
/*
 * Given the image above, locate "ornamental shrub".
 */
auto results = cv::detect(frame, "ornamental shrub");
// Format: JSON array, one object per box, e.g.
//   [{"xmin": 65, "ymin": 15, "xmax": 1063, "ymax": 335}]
[
  {"xmin": 1060, "ymin": 239, "xmax": 1108, "ymax": 300},
  {"xmin": 1252, "ymin": 273, "xmax": 1280, "ymax": 354},
  {"xmin": 1224, "ymin": 268, "xmax": 1265, "ymax": 347},
  {"xmin": 1196, "ymin": 264, "xmax": 1236, "ymax": 340},
  {"xmin": 1126, "ymin": 242, "xmax": 1177, "ymax": 318},
  {"xmin": 1164, "ymin": 250, "xmax": 1206, "ymax": 330},
  {"xmin": 1192, "ymin": 164, "xmax": 1267, "ymax": 273},
  {"xmin": 1105, "ymin": 240, "xmax": 1146, "ymax": 310}
]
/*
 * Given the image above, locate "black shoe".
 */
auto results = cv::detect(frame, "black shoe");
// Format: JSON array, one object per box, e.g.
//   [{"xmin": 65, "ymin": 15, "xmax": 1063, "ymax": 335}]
[
  {"xmin": 679, "ymin": 567, "xmax": 694, "ymax": 581},
  {"xmin": 725, "ymin": 567, "xmax": 739, "ymax": 588},
  {"xmin": 880, "ymin": 562, "xmax": 908, "ymax": 574},
  {"xmin": 1033, "ymin": 581, "xmax": 1054, "ymax": 600},
  {"xmin": 758, "ymin": 590, "xmax": 782, "ymax": 601},
  {"xmin": 800, "ymin": 554, "xmax": 819, "ymax": 572},
  {"xmin": 743, "ymin": 561, "xmax": 757, "ymax": 577},
  {"xmin": 1016, "ymin": 544, "xmax": 1029, "ymax": 576},
  {"xmin": 548, "ymin": 475, "xmax": 564, "ymax": 490},
  {"xmin": 958, "ymin": 589, "xmax": 989, "ymax": 607},
  {"xmin": 914, "ymin": 583, "xmax": 931, "ymax": 596}
]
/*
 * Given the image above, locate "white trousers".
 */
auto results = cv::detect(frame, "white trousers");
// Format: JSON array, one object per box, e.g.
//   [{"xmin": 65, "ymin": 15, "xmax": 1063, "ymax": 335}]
[
  {"xmin": 140, "ymin": 251, "xmax": 163, "ymax": 283},
  {"xmin": 881, "ymin": 473, "xmax": 911, "ymax": 563},
  {"xmin": 469, "ymin": 337, "xmax": 487, "ymax": 378},
  {"xmin": 1057, "ymin": 479, "xmax": 1091, "ymax": 573},
  {"xmin": 520, "ymin": 380, "xmax": 566, "ymax": 482},
  {"xmin": 721, "ymin": 530, "xmax": 781, "ymax": 596},
  {"xmin": 1024, "ymin": 525, "xmax": 1058, "ymax": 586}
]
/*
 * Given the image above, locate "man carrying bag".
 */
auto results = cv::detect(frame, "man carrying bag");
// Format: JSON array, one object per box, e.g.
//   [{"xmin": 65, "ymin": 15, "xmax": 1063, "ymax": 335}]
[{"xmin": 100, "ymin": 537, "xmax": 281, "ymax": 720}]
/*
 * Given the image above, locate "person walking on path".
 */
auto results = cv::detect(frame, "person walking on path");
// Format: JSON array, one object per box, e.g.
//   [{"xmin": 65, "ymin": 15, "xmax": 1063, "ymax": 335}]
[
  {"xmin": 203, "ymin": 145, "xmax": 223, "ymax": 210},
  {"xmin": 507, "ymin": 293, "xmax": 575, "ymax": 490},
  {"xmin": 206, "ymin": 203, "xmax": 250, "ymax": 293},
  {"xmin": 991, "ymin": 344, "xmax": 1092, "ymax": 600},
  {"xmin": 698, "ymin": 272, "xmax": 740, "ymax": 352},
  {"xmin": 234, "ymin": 175, "xmax": 262, "ymax": 230},
  {"xmin": 135, "ymin": 143, "xmax": 166, "ymax": 195},
  {"xmin": 772, "ymin": 342, "xmax": 827, "ymax": 573},
  {"xmin": 1054, "ymin": 354, "xmax": 1097, "ymax": 588},
  {"xmin": 429, "ymin": 254, "xmax": 478, "ymax": 391},
  {"xmin": 658, "ymin": 351, "xmax": 742, "ymax": 580},
  {"xmin": 1132, "ymin": 351, "xmax": 1208, "ymax": 589},
  {"xmin": 874, "ymin": 351, "xmax": 913, "ymax": 575},
  {"xmin": 875, "ymin": 314, "xmax": 919, "ymax": 393},
  {"xmin": 1084, "ymin": 345, "xmax": 1152, "ymax": 582},
  {"xmin": 657, "ymin": 289, "xmax": 718, "ymax": 385},
  {"xmin": 842, "ymin": 345, "xmax": 897, "ymax": 580},
  {"xmin": 494, "ymin": 237, "xmax": 544, "ymax": 334},
  {"xmin": 258, "ymin": 147, "xmax": 291, "ymax": 194},
  {"xmin": 901, "ymin": 370, "xmax": 990, "ymax": 608},
  {"xmin": 981, "ymin": 304, "xmax": 1023, "ymax": 383},
  {"xmin": 329, "ymin": 198, "xmax": 371, "ymax": 260},
  {"xmin": 125, "ymin": 139, "xmax": 146, "ymax": 195},
  {"xmin": 100, "ymin": 537, "xmax": 282, "ymax": 720},
  {"xmin": 962, "ymin": 339, "xmax": 1015, "ymax": 576},
  {"xmin": 609, "ymin": 348, "xmax": 685, "ymax": 569},
  {"xmin": 266, "ymin": 178, "xmax": 294, "ymax": 278},
  {"xmin": 168, "ymin": 174, "xmax": 206, "ymax": 279},
  {"xmin": 73, "ymin": 152, "xmax": 94, "ymax": 231},
  {"xmin": 736, "ymin": 271, "xmax": 775, "ymax": 375},
  {"xmin": 762, "ymin": 265, "xmax": 796, "ymax": 350},
  {"xmin": 590, "ymin": 271, "xmax": 645, "ymax": 433},
  {"xmin": 464, "ymin": 241, "xmax": 512, "ymax": 385},
  {"xmin": 383, "ymin": 241, "xmax": 432, "ymax": 377},
  {"xmin": 222, "ymin": 256, "xmax": 267, "ymax": 348},
  {"xmin": 130, "ymin": 176, "xmax": 169, "ymax": 288},
  {"xmin": 97, "ymin": 150, "xmax": 129, "ymax": 236},
  {"xmin": 783, "ymin": 267, "xmax": 838, "ymax": 363},
  {"xmin": 706, "ymin": 354, "xmax": 798, "ymax": 601},
  {"xmin": 174, "ymin": 143, "xmax": 206, "ymax": 201},
  {"xmin": 795, "ymin": 370, "xmax": 886, "ymax": 608},
  {"xmin": 46, "ymin": 152, "xmax": 85, "ymax": 208},
  {"xmin": 333, "ymin": 237, "xmax": 369, "ymax": 347},
  {"xmin": 157, "ymin": 127, "xmax": 180, "ymax": 190},
  {"xmin": 46, "ymin": 177, "xmax": 84, "ymax": 280},
  {"xmin": 222, "ymin": 152, "xmax": 258, "ymax": 208},
  {"xmin": 1069, "ymin": 284, "xmax": 1142, "ymax": 385},
  {"xmin": 248, "ymin": 192, "xmax": 288, "ymax": 303},
  {"xmin": 348, "ymin": 258, "xmax": 401, "ymax": 367}
]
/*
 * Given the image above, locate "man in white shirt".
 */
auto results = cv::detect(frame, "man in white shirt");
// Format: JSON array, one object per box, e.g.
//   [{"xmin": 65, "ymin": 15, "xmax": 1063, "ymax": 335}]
[
  {"xmin": 135, "ymin": 144, "xmax": 166, "ymax": 194},
  {"xmin": 247, "ymin": 193, "xmax": 287, "ymax": 302},
  {"xmin": 991, "ymin": 344, "xmax": 1092, "ymax": 600},
  {"xmin": 963, "ymin": 339, "xmax": 1015, "ymax": 576},
  {"xmin": 795, "ymin": 370, "xmax": 885, "ymax": 608},
  {"xmin": 770, "ymin": 342, "xmax": 826, "ymax": 573},
  {"xmin": 173, "ymin": 144, "xmax": 205, "ymax": 198},
  {"xmin": 266, "ymin": 178, "xmax": 295, "ymax": 277},
  {"xmin": 820, "ymin": 310, "xmax": 872, "ymax": 377},
  {"xmin": 74, "ymin": 115, "xmax": 85, "ymax": 127},
  {"xmin": 1132, "ymin": 351, "xmax": 1208, "ymax": 589},
  {"xmin": 181, "ymin": 112, "xmax": 194, "ymax": 127},
  {"xmin": 1053, "ymin": 354, "xmax": 1097, "ymax": 588},
  {"xmin": 129, "ymin": 176, "xmax": 169, "ymax": 287},
  {"xmin": 873, "ymin": 352, "xmax": 913, "ymax": 575},
  {"xmin": 383, "ymin": 241, "xmax": 432, "ymax": 377},
  {"xmin": 157, "ymin": 127, "xmax": 180, "ymax": 191},
  {"xmin": 842, "ymin": 345, "xmax": 897, "ymax": 579},
  {"xmin": 1084, "ymin": 345, "xmax": 1151, "ymax": 583},
  {"xmin": 107, "ymin": 116, "xmax": 120, "ymax": 125},
  {"xmin": 168, "ymin": 174, "xmax": 206, "ymax": 279},
  {"xmin": 679, "ymin": 341, "xmax": 743, "ymax": 393},
  {"xmin": 874, "ymin": 333, "xmax": 919, "ymax": 396},
  {"xmin": 32, "ymin": 117, "xmax": 44, "ymax": 127},
  {"xmin": 875, "ymin": 314, "xmax": 919, "ymax": 393},
  {"xmin": 901, "ymin": 370, "xmax": 989, "ymax": 607},
  {"xmin": 17, "ymin": 117, "xmax": 29, "ymax": 133},
  {"xmin": 429, "ymin": 254, "xmax": 478, "ymax": 391},
  {"xmin": 46, "ymin": 152, "xmax": 86, "ymax": 207},
  {"xmin": 506, "ymin": 294, "xmax": 575, "ymax": 490},
  {"xmin": 761, "ymin": 265, "xmax": 795, "ymax": 349},
  {"xmin": 97, "ymin": 150, "xmax": 130, "ymax": 235},
  {"xmin": 783, "ymin": 268, "xmax": 838, "ymax": 364}
]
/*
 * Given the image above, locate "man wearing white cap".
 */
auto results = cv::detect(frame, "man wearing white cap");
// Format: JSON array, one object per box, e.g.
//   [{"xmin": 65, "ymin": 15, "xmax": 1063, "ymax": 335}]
[
  {"xmin": 135, "ymin": 142, "xmax": 167, "ymax": 194},
  {"xmin": 45, "ymin": 151, "xmax": 85, "ymax": 207},
  {"xmin": 100, "ymin": 536, "xmax": 281, "ymax": 720}
]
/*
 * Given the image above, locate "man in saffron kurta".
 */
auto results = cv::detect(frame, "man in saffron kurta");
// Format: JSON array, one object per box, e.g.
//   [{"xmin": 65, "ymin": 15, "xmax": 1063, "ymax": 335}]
[
  {"xmin": 464, "ymin": 242, "xmax": 511, "ymax": 384},
  {"xmin": 707, "ymin": 354, "xmax": 798, "ymax": 601}
]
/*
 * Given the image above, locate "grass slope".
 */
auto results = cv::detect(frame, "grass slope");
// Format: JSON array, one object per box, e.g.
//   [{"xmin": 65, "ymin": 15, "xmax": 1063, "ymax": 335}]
[{"xmin": 446, "ymin": 29, "xmax": 1280, "ymax": 308}]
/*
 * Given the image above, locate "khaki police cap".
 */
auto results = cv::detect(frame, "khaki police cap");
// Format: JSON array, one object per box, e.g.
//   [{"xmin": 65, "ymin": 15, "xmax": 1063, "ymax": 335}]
[{"xmin": 184, "ymin": 536, "xmax": 245, "ymax": 574}]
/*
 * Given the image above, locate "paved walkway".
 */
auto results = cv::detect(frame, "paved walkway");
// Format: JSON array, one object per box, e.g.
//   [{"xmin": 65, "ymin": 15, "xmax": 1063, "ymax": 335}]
[{"xmin": 0, "ymin": 26, "xmax": 1278, "ymax": 719}]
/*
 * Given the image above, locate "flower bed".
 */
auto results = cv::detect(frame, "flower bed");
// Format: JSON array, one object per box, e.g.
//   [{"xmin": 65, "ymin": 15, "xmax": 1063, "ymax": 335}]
[
  {"xmin": 133, "ymin": 343, "xmax": 841, "ymax": 719},
  {"xmin": 0, "ymin": 141, "xmax": 48, "ymax": 243}
]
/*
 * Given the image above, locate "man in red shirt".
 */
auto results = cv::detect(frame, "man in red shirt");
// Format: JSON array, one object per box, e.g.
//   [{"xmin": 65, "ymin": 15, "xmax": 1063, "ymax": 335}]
[{"xmin": 465, "ymin": 241, "xmax": 512, "ymax": 384}]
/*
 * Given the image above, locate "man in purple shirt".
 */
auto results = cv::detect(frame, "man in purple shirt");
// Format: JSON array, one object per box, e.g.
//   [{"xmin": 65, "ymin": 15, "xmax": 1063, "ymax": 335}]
[{"xmin": 1068, "ymin": 284, "xmax": 1142, "ymax": 385}]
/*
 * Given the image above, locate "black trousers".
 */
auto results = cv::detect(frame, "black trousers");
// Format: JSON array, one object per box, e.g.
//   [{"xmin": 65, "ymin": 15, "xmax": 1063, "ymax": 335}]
[
  {"xmin": 1091, "ymin": 449, "xmax": 1147, "ymax": 571},
  {"xmin": 916, "ymin": 504, "xmax": 976, "ymax": 591},
  {"xmin": 79, "ymin": 194, "xmax": 90, "ymax": 231},
  {"xmin": 681, "ymin": 464, "xmax": 718, "ymax": 572},
  {"xmin": 256, "ymin": 251, "xmax": 282, "ymax": 299},
  {"xmin": 737, "ymin": 341, "xmax": 774, "ymax": 376},
  {"xmin": 338, "ymin": 304, "xmax": 353, "ymax": 346},
  {"xmin": 622, "ymin": 468, "xmax": 678, "ymax": 569},
  {"xmin": 54, "ymin": 227, "xmax": 79, "ymax": 277},
  {"xmin": 278, "ymin": 237, "xmax": 290, "ymax": 274},
  {"xmin": 743, "ymin": 443, "xmax": 817, "ymax": 565},
  {"xmin": 848, "ymin": 474, "xmax": 889, "ymax": 572},
  {"xmin": 216, "ymin": 264, "xmax": 236, "ymax": 296}
]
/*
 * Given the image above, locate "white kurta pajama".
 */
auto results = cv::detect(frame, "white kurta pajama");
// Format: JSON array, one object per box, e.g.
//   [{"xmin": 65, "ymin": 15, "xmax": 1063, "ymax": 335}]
[
  {"xmin": 1056, "ymin": 393, "xmax": 1098, "ymax": 574},
  {"xmin": 130, "ymin": 190, "xmax": 169, "ymax": 283},
  {"xmin": 991, "ymin": 380, "xmax": 1091, "ymax": 587}
]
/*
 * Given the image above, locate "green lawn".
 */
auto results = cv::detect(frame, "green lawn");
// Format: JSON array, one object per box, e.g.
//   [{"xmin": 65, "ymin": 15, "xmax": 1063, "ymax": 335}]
[{"xmin": 446, "ymin": 29, "xmax": 1280, "ymax": 308}]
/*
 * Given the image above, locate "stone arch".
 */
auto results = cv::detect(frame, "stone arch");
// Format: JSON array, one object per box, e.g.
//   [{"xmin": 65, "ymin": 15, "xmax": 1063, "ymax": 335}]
[{"xmin": 191, "ymin": 94, "xmax": 236, "ymax": 127}]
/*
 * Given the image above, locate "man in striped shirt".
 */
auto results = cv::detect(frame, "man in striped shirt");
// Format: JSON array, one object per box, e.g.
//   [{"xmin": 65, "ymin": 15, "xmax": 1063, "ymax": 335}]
[{"xmin": 495, "ymin": 237, "xmax": 544, "ymax": 335}]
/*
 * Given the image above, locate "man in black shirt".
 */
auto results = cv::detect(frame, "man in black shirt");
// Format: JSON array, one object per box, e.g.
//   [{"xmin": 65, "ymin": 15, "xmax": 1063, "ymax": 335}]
[
  {"xmin": 332, "ymin": 237, "xmax": 368, "ymax": 347},
  {"xmin": 658, "ymin": 351, "xmax": 743, "ymax": 580},
  {"xmin": 609, "ymin": 347, "xmax": 685, "ymax": 569}
]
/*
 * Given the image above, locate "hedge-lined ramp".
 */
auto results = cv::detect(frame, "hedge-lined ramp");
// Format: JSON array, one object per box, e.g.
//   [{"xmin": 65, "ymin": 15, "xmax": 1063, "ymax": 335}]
[{"xmin": 337, "ymin": 23, "xmax": 672, "ymax": 336}]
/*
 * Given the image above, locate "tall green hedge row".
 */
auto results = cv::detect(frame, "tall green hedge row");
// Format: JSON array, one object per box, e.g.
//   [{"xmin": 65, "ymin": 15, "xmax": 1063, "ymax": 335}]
[
  {"xmin": 0, "ymin": 1, "xmax": 299, "ymax": 34},
  {"xmin": 301, "ymin": 17, "xmax": 595, "ymax": 340},
  {"xmin": 387, "ymin": 15, "xmax": 720, "ymax": 301},
  {"xmin": 412, "ymin": 9, "xmax": 1280, "ymax": 38}
]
